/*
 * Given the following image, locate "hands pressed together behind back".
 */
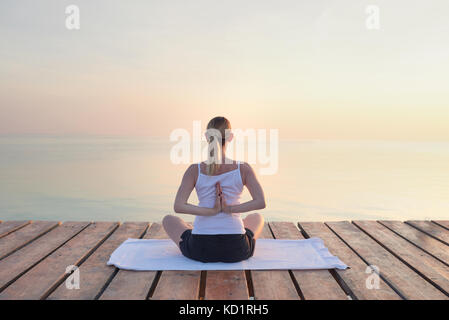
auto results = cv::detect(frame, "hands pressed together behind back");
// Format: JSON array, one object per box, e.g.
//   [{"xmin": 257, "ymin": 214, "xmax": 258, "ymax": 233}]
[
  {"xmin": 174, "ymin": 162, "xmax": 265, "ymax": 217},
  {"xmin": 212, "ymin": 182, "xmax": 232, "ymax": 215}
]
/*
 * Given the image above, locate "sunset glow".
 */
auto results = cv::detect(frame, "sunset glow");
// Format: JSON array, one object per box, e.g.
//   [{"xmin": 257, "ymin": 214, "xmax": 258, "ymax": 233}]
[{"xmin": 1, "ymin": 0, "xmax": 448, "ymax": 141}]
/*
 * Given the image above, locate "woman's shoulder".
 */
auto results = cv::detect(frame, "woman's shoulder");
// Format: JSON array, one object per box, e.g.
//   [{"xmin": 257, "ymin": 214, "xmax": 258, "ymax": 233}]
[
  {"xmin": 187, "ymin": 163, "xmax": 199, "ymax": 170},
  {"xmin": 184, "ymin": 163, "xmax": 199, "ymax": 177},
  {"xmin": 237, "ymin": 161, "xmax": 255, "ymax": 183},
  {"xmin": 238, "ymin": 161, "xmax": 253, "ymax": 171}
]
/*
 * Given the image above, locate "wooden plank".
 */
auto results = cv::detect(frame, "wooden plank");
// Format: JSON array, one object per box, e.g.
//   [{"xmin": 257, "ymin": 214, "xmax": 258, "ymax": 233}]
[
  {"xmin": 204, "ymin": 270, "xmax": 249, "ymax": 300},
  {"xmin": 250, "ymin": 223, "xmax": 300, "ymax": 300},
  {"xmin": 406, "ymin": 221, "xmax": 449, "ymax": 246},
  {"xmin": 299, "ymin": 222, "xmax": 401, "ymax": 300},
  {"xmin": 270, "ymin": 222, "xmax": 347, "ymax": 300},
  {"xmin": 0, "ymin": 221, "xmax": 89, "ymax": 292},
  {"xmin": 100, "ymin": 223, "xmax": 202, "ymax": 300},
  {"xmin": 434, "ymin": 221, "xmax": 449, "ymax": 231},
  {"xmin": 99, "ymin": 223, "xmax": 158, "ymax": 300},
  {"xmin": 0, "ymin": 222, "xmax": 118, "ymax": 300},
  {"xmin": 326, "ymin": 221, "xmax": 447, "ymax": 300},
  {"xmin": 0, "ymin": 221, "xmax": 31, "ymax": 239},
  {"xmin": 381, "ymin": 221, "xmax": 449, "ymax": 266},
  {"xmin": 0, "ymin": 221, "xmax": 59, "ymax": 260},
  {"xmin": 150, "ymin": 223, "xmax": 201, "ymax": 300},
  {"xmin": 46, "ymin": 222, "xmax": 148, "ymax": 300},
  {"xmin": 151, "ymin": 269, "xmax": 201, "ymax": 300},
  {"xmin": 353, "ymin": 221, "xmax": 449, "ymax": 296}
]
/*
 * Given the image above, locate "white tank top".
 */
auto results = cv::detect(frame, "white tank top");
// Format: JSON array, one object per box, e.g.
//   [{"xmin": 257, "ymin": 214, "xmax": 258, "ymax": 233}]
[{"xmin": 192, "ymin": 162, "xmax": 246, "ymax": 235}]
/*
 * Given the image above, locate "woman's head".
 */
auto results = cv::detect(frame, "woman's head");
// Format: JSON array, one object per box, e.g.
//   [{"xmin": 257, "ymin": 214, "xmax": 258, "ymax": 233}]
[{"xmin": 205, "ymin": 116, "xmax": 232, "ymax": 175}]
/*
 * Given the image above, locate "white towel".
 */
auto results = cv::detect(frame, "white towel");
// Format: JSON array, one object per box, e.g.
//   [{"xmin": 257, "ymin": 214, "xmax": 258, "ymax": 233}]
[{"xmin": 107, "ymin": 238, "xmax": 348, "ymax": 271}]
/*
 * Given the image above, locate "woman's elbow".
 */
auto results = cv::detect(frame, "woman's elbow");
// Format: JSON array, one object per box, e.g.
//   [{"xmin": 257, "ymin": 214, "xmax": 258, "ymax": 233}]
[{"xmin": 173, "ymin": 203, "xmax": 181, "ymax": 213}]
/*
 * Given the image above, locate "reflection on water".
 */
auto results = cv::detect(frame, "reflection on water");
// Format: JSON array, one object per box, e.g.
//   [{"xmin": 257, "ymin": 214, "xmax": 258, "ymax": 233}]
[{"xmin": 0, "ymin": 136, "xmax": 448, "ymax": 222}]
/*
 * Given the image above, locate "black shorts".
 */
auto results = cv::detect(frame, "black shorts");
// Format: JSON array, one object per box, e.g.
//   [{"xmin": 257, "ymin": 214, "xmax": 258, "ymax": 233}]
[{"xmin": 179, "ymin": 228, "xmax": 256, "ymax": 263}]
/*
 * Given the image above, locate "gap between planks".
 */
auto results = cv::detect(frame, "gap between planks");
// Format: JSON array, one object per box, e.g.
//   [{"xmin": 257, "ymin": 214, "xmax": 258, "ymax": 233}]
[
  {"xmin": 2, "ymin": 220, "xmax": 445, "ymax": 300},
  {"xmin": 351, "ymin": 221, "xmax": 449, "ymax": 299}
]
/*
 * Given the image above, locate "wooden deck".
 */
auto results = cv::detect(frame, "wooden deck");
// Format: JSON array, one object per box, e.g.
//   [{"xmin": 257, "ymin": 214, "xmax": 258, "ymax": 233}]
[{"xmin": 0, "ymin": 220, "xmax": 448, "ymax": 300}]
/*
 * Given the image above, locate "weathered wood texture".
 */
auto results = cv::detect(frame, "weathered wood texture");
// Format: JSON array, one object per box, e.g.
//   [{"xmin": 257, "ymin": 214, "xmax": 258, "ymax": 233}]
[
  {"xmin": 0, "ymin": 222, "xmax": 89, "ymax": 292},
  {"xmin": 326, "ymin": 221, "xmax": 447, "ymax": 300},
  {"xmin": 250, "ymin": 223, "xmax": 300, "ymax": 300},
  {"xmin": 380, "ymin": 221, "xmax": 449, "ymax": 266},
  {"xmin": 0, "ymin": 221, "xmax": 59, "ymax": 260},
  {"xmin": 270, "ymin": 222, "xmax": 348, "ymax": 300},
  {"xmin": 0, "ymin": 221, "xmax": 31, "ymax": 239},
  {"xmin": 0, "ymin": 220, "xmax": 446, "ymax": 300},
  {"xmin": 47, "ymin": 222, "xmax": 148, "ymax": 300},
  {"xmin": 353, "ymin": 221, "xmax": 449, "ymax": 297},
  {"xmin": 149, "ymin": 223, "xmax": 202, "ymax": 300},
  {"xmin": 99, "ymin": 223, "xmax": 159, "ymax": 300},
  {"xmin": 0, "ymin": 222, "xmax": 118, "ymax": 300},
  {"xmin": 299, "ymin": 222, "xmax": 401, "ymax": 300},
  {"xmin": 406, "ymin": 221, "xmax": 449, "ymax": 246}
]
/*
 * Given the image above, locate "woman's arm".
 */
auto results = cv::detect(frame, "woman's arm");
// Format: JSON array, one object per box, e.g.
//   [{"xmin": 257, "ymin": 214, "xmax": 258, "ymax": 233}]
[
  {"xmin": 220, "ymin": 162, "xmax": 266, "ymax": 214},
  {"xmin": 173, "ymin": 164, "xmax": 221, "ymax": 216}
]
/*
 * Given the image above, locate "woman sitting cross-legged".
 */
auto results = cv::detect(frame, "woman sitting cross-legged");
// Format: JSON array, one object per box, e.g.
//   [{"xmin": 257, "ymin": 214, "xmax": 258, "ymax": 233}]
[{"xmin": 162, "ymin": 116, "xmax": 266, "ymax": 263}]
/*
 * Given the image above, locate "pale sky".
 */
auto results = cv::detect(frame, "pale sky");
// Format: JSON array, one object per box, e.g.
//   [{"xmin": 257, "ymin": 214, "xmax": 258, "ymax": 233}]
[{"xmin": 1, "ymin": 0, "xmax": 448, "ymax": 140}]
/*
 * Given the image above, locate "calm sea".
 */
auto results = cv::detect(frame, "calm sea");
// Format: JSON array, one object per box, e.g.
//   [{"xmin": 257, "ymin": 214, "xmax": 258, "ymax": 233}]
[{"xmin": 1, "ymin": 136, "xmax": 448, "ymax": 222}]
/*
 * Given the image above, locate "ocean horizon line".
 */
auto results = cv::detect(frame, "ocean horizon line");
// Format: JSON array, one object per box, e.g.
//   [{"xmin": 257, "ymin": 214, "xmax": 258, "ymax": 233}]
[{"xmin": 1, "ymin": 133, "xmax": 448, "ymax": 145}]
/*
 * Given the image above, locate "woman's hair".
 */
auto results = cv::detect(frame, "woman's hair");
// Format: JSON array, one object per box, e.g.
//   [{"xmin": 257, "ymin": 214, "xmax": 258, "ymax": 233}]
[{"xmin": 205, "ymin": 116, "xmax": 231, "ymax": 176}]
